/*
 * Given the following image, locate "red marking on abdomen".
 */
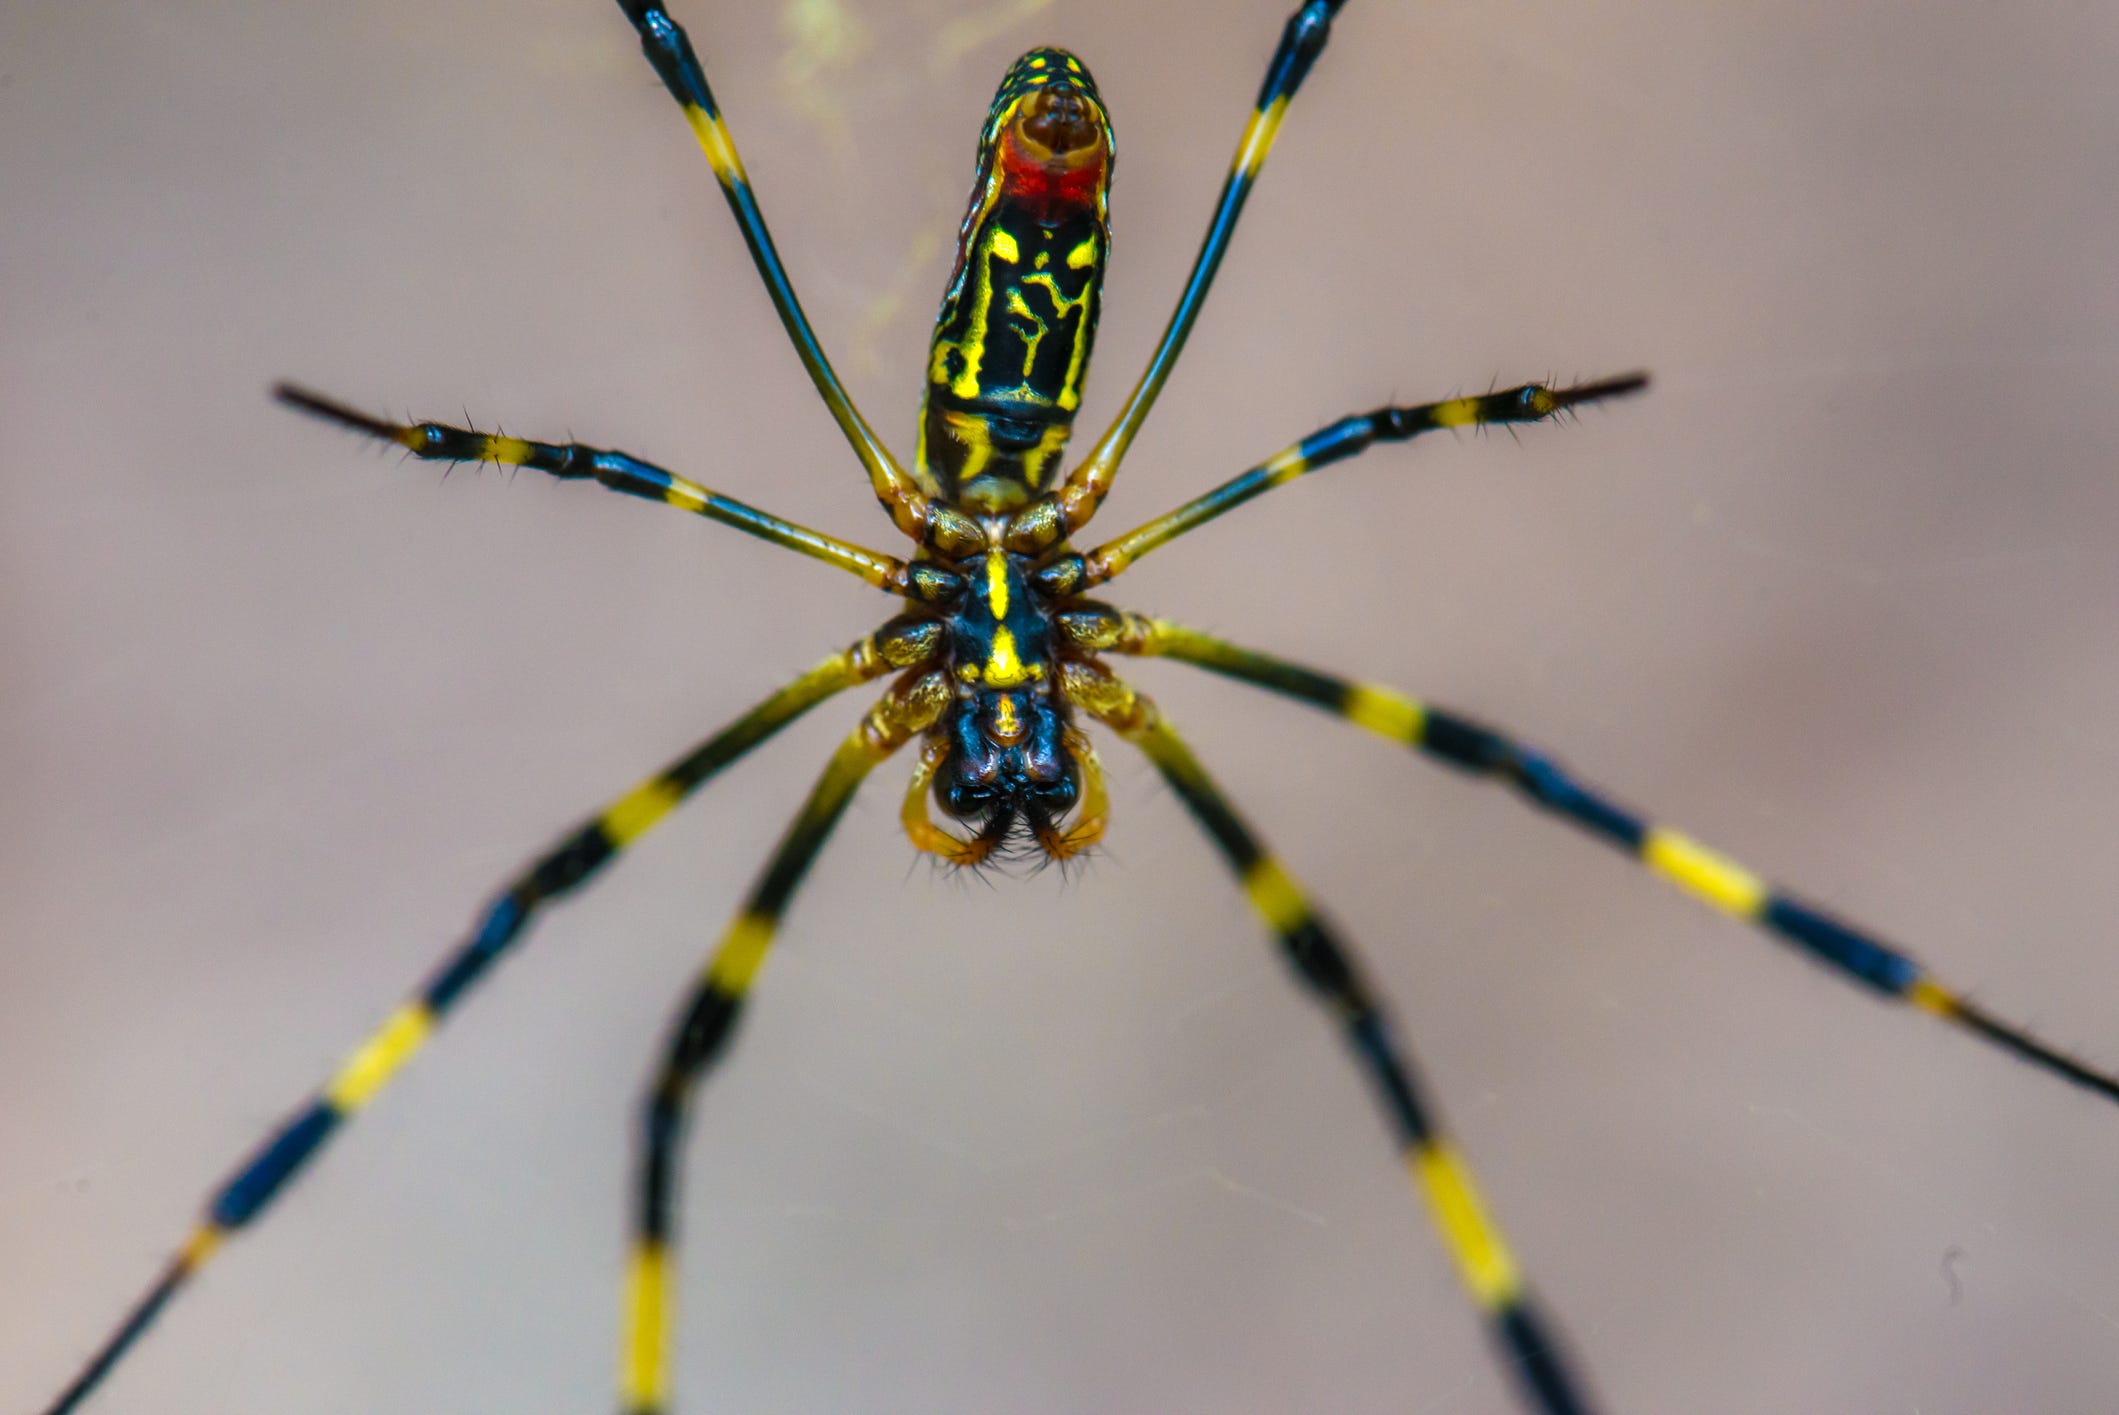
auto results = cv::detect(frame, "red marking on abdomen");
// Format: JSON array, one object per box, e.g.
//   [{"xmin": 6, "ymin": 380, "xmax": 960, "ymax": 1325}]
[{"xmin": 997, "ymin": 129, "xmax": 1108, "ymax": 223}]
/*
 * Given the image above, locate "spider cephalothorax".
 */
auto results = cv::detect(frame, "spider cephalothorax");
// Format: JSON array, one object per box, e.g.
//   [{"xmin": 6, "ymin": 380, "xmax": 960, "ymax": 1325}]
[
  {"xmin": 909, "ymin": 547, "xmax": 1097, "ymax": 865},
  {"xmin": 50, "ymin": 6, "xmax": 2119, "ymax": 1415}
]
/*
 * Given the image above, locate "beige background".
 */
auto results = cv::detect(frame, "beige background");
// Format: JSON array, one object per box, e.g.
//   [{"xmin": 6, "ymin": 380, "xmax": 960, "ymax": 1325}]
[{"xmin": 7, "ymin": 3, "xmax": 2119, "ymax": 1412}]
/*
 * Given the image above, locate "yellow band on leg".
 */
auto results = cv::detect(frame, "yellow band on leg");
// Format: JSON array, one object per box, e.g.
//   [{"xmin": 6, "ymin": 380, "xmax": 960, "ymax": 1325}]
[
  {"xmin": 704, "ymin": 913, "xmax": 776, "ymax": 997},
  {"xmin": 1259, "ymin": 444, "xmax": 1310, "ymax": 487},
  {"xmin": 602, "ymin": 778, "xmax": 686, "ymax": 849},
  {"xmin": 620, "ymin": 1241, "xmax": 671, "ymax": 1410},
  {"xmin": 1412, "ymin": 1142, "xmax": 1523, "ymax": 1310},
  {"xmin": 1233, "ymin": 96, "xmax": 1289, "ymax": 178},
  {"xmin": 1906, "ymin": 976, "xmax": 1959, "ymax": 1018},
  {"xmin": 1341, "ymin": 684, "xmax": 1425, "ymax": 744},
  {"xmin": 1241, "ymin": 858, "xmax": 1311, "ymax": 935},
  {"xmin": 1642, "ymin": 828, "xmax": 1768, "ymax": 919},
  {"xmin": 684, "ymin": 107, "xmax": 749, "ymax": 186},
  {"xmin": 323, "ymin": 1003, "xmax": 434, "ymax": 1112},
  {"xmin": 177, "ymin": 1222, "xmax": 225, "ymax": 1274},
  {"xmin": 1430, "ymin": 397, "xmax": 1482, "ymax": 428}
]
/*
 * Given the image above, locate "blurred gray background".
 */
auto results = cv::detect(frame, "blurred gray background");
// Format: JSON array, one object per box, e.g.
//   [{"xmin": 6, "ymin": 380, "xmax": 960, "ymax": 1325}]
[{"xmin": 7, "ymin": 2, "xmax": 2119, "ymax": 1412}]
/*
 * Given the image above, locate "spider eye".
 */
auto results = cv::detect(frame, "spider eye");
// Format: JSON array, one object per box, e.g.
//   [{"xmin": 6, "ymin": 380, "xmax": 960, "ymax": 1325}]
[{"xmin": 1017, "ymin": 86, "xmax": 1100, "ymax": 157}]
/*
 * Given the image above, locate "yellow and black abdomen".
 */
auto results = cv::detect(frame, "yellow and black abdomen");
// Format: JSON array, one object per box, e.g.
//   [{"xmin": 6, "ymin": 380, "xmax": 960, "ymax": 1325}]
[{"xmin": 918, "ymin": 49, "xmax": 1113, "ymax": 514}]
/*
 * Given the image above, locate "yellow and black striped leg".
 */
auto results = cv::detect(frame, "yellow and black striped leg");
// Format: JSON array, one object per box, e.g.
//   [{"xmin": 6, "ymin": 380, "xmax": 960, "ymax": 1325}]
[
  {"xmin": 1078, "ymin": 375, "xmax": 1648, "ymax": 583},
  {"xmin": 1060, "ymin": 662, "xmax": 1596, "ymax": 1415},
  {"xmin": 1120, "ymin": 619, "xmax": 2119, "ymax": 1108},
  {"xmin": 1056, "ymin": 0, "xmax": 1350, "ymax": 532},
  {"xmin": 611, "ymin": 2, "xmax": 981, "ymax": 556},
  {"xmin": 39, "ymin": 626, "xmax": 937, "ymax": 1415},
  {"xmin": 620, "ymin": 672, "xmax": 948, "ymax": 1415},
  {"xmin": 274, "ymin": 385, "xmax": 962, "ymax": 598}
]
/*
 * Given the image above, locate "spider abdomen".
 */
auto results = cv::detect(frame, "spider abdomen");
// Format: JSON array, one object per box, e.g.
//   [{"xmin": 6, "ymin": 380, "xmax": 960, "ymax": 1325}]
[{"xmin": 919, "ymin": 50, "xmax": 1113, "ymax": 515}]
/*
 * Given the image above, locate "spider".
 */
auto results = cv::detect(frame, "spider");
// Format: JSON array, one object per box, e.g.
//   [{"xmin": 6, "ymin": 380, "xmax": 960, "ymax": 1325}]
[{"xmin": 35, "ymin": 3, "xmax": 2119, "ymax": 1412}]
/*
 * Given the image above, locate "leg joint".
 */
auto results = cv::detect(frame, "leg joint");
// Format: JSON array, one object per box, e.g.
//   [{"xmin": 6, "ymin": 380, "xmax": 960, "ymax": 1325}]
[
  {"xmin": 664, "ymin": 983, "xmax": 744, "ymax": 1079},
  {"xmin": 1280, "ymin": 915, "xmax": 1371, "ymax": 1012}
]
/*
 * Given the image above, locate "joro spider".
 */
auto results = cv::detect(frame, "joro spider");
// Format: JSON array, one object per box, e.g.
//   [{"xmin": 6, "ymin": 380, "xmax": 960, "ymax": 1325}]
[{"xmin": 41, "ymin": 2, "xmax": 2119, "ymax": 1413}]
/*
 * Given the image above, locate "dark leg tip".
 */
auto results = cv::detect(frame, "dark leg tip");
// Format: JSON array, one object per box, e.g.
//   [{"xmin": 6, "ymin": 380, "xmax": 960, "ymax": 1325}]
[
  {"xmin": 1550, "ymin": 371, "xmax": 1651, "ymax": 409},
  {"xmin": 274, "ymin": 382, "xmax": 399, "ymax": 440}
]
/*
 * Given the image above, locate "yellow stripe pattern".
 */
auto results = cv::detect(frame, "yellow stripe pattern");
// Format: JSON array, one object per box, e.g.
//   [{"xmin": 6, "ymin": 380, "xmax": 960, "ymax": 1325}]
[
  {"xmin": 982, "ymin": 626, "xmax": 1032, "ymax": 687},
  {"xmin": 1234, "ymin": 96, "xmax": 1290, "ymax": 178},
  {"xmin": 682, "ymin": 106, "xmax": 748, "ymax": 187},
  {"xmin": 177, "ymin": 1222, "xmax": 225, "ymax": 1274},
  {"xmin": 1412, "ymin": 1142, "xmax": 1523, "ymax": 1310},
  {"xmin": 703, "ymin": 912, "xmax": 775, "ymax": 997},
  {"xmin": 656, "ymin": 479, "xmax": 712, "ymax": 515},
  {"xmin": 323, "ymin": 1003, "xmax": 435, "ymax": 1112},
  {"xmin": 1642, "ymin": 827, "xmax": 1768, "ymax": 918},
  {"xmin": 1242, "ymin": 858, "xmax": 1311, "ymax": 935},
  {"xmin": 1906, "ymin": 976, "xmax": 1960, "ymax": 1018},
  {"xmin": 1260, "ymin": 444, "xmax": 1309, "ymax": 487},
  {"xmin": 620, "ymin": 1241, "xmax": 671, "ymax": 1409},
  {"xmin": 602, "ymin": 777, "xmax": 686, "ymax": 848},
  {"xmin": 984, "ymin": 550, "xmax": 1010, "ymax": 616},
  {"xmin": 1341, "ymin": 684, "xmax": 1424, "ymax": 744}
]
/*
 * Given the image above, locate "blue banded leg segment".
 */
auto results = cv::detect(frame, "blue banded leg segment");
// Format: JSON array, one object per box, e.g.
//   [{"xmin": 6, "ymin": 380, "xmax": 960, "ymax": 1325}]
[
  {"xmin": 273, "ymin": 385, "xmax": 950, "ymax": 598},
  {"xmin": 609, "ymin": 3, "xmax": 981, "ymax": 555},
  {"xmin": 620, "ymin": 669, "xmax": 951, "ymax": 1415},
  {"xmin": 1059, "ymin": 663, "xmax": 1596, "ymax": 1415},
  {"xmin": 1123, "ymin": 619, "xmax": 2119, "ymax": 1108},
  {"xmin": 1080, "ymin": 375, "xmax": 1649, "ymax": 583},
  {"xmin": 1057, "ymin": 0, "xmax": 1351, "ymax": 533},
  {"xmin": 40, "ymin": 628, "xmax": 938, "ymax": 1415}
]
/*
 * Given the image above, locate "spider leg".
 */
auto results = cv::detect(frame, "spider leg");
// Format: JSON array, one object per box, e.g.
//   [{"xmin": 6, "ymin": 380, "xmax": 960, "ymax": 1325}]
[
  {"xmin": 38, "ymin": 623, "xmax": 939, "ymax": 1415},
  {"xmin": 1054, "ymin": 0, "xmax": 1354, "ymax": 535},
  {"xmin": 1075, "ymin": 376, "xmax": 1648, "ymax": 584},
  {"xmin": 902, "ymin": 736, "xmax": 1005, "ymax": 867},
  {"xmin": 620, "ymin": 670, "xmax": 950, "ymax": 1415},
  {"xmin": 1060, "ymin": 660, "xmax": 1597, "ymax": 1415},
  {"xmin": 276, "ymin": 385, "xmax": 942, "ymax": 598},
  {"xmin": 612, "ymin": 2, "xmax": 974, "ymax": 554},
  {"xmin": 1114, "ymin": 617, "xmax": 2119, "ymax": 1108}
]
